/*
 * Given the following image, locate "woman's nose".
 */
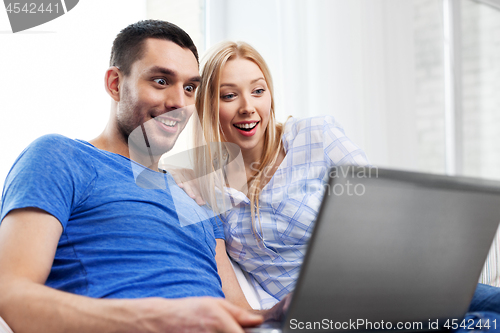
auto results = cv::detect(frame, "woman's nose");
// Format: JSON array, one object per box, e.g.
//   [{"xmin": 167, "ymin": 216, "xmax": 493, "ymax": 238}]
[{"xmin": 238, "ymin": 94, "xmax": 255, "ymax": 114}]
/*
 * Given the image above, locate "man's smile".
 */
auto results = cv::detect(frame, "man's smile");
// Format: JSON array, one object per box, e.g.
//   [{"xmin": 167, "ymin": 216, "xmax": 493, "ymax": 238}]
[{"xmin": 156, "ymin": 118, "xmax": 178, "ymax": 127}]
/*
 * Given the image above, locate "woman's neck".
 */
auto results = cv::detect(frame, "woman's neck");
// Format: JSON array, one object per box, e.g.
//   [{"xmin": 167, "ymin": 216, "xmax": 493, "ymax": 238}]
[
  {"xmin": 241, "ymin": 146, "xmax": 286, "ymax": 189},
  {"xmin": 241, "ymin": 148, "xmax": 263, "ymax": 181}
]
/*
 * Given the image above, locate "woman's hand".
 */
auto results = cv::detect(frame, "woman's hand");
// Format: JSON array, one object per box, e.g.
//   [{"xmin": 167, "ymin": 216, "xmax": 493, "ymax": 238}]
[
  {"xmin": 167, "ymin": 166, "xmax": 206, "ymax": 205},
  {"xmin": 261, "ymin": 293, "xmax": 292, "ymax": 322}
]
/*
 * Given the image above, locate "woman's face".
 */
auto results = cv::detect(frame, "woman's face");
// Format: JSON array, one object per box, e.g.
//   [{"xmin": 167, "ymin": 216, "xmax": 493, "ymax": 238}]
[{"xmin": 218, "ymin": 57, "xmax": 272, "ymax": 158}]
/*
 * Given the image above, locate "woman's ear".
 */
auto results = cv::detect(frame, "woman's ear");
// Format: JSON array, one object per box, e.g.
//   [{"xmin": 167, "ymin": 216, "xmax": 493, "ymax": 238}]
[{"xmin": 104, "ymin": 66, "xmax": 121, "ymax": 102}]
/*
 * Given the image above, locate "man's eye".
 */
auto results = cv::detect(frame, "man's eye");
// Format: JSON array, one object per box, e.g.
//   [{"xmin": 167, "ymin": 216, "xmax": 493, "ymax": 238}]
[
  {"xmin": 154, "ymin": 78, "xmax": 167, "ymax": 85},
  {"xmin": 185, "ymin": 85, "xmax": 195, "ymax": 93}
]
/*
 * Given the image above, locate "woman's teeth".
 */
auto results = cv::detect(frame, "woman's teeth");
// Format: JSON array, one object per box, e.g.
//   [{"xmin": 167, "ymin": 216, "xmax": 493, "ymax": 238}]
[{"xmin": 234, "ymin": 122, "xmax": 258, "ymax": 131}]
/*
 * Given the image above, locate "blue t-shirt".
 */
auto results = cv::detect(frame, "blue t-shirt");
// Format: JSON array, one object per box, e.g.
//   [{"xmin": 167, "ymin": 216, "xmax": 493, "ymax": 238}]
[{"xmin": 0, "ymin": 134, "xmax": 225, "ymax": 299}]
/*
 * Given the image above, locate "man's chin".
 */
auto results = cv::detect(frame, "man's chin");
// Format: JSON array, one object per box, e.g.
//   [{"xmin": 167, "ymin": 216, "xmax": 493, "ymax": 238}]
[
  {"xmin": 129, "ymin": 138, "xmax": 176, "ymax": 156},
  {"xmin": 128, "ymin": 131, "xmax": 178, "ymax": 165}
]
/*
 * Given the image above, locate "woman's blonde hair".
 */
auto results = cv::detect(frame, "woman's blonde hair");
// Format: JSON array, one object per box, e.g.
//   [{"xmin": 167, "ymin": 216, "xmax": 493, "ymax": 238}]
[{"xmin": 195, "ymin": 41, "xmax": 284, "ymax": 234}]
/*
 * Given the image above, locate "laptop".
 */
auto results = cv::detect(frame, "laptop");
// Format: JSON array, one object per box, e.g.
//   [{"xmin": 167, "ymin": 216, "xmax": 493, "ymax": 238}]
[{"xmin": 245, "ymin": 166, "xmax": 500, "ymax": 333}]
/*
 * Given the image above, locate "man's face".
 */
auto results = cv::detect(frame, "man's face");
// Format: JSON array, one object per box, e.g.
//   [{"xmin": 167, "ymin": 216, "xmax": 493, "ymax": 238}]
[{"xmin": 116, "ymin": 38, "xmax": 200, "ymax": 157}]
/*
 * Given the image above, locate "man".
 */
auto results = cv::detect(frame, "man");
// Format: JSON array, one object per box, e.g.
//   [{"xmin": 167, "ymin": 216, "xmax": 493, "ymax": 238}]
[{"xmin": 0, "ymin": 20, "xmax": 264, "ymax": 333}]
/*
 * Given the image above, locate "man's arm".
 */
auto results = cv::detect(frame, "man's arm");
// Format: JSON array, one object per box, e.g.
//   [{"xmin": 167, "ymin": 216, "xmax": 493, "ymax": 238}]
[{"xmin": 0, "ymin": 208, "xmax": 262, "ymax": 333}]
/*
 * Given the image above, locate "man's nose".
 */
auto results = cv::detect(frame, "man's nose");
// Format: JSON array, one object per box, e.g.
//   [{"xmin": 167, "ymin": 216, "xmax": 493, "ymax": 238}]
[{"xmin": 165, "ymin": 84, "xmax": 186, "ymax": 111}]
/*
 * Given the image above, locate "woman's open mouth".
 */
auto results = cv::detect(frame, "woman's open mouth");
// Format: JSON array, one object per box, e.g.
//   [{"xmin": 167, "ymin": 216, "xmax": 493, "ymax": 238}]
[
  {"xmin": 233, "ymin": 121, "xmax": 259, "ymax": 137},
  {"xmin": 233, "ymin": 121, "xmax": 259, "ymax": 132}
]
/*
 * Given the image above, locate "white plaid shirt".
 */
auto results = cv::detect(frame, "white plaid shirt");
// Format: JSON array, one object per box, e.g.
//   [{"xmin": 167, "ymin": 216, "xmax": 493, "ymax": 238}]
[{"xmin": 222, "ymin": 116, "xmax": 370, "ymax": 308}]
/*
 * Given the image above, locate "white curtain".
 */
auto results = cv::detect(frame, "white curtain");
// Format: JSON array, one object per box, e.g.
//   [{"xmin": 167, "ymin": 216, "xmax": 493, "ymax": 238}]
[{"xmin": 206, "ymin": 0, "xmax": 419, "ymax": 170}]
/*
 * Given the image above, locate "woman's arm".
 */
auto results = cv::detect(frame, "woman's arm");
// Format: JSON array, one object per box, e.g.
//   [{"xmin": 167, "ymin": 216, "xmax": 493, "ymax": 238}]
[
  {"xmin": 215, "ymin": 239, "xmax": 290, "ymax": 321},
  {"xmin": 215, "ymin": 239, "xmax": 254, "ymax": 310},
  {"xmin": 322, "ymin": 116, "xmax": 370, "ymax": 167}
]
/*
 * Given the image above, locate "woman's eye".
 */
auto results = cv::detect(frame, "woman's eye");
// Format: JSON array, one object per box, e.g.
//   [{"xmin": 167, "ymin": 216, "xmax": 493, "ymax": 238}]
[
  {"xmin": 254, "ymin": 89, "xmax": 265, "ymax": 95},
  {"xmin": 221, "ymin": 93, "xmax": 235, "ymax": 100},
  {"xmin": 154, "ymin": 78, "xmax": 167, "ymax": 85}
]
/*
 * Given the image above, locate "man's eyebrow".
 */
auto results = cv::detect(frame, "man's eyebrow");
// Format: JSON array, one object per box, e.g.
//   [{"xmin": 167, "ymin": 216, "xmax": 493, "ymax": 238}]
[
  {"xmin": 147, "ymin": 66, "xmax": 200, "ymax": 83},
  {"xmin": 190, "ymin": 76, "xmax": 201, "ymax": 83},
  {"xmin": 147, "ymin": 66, "xmax": 176, "ymax": 76}
]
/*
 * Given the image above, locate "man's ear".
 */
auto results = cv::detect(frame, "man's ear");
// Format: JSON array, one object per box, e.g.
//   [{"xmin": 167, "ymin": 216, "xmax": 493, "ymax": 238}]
[{"xmin": 105, "ymin": 66, "xmax": 121, "ymax": 102}]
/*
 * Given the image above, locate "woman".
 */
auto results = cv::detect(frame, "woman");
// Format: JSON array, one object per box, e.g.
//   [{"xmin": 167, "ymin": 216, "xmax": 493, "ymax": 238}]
[
  {"xmin": 193, "ymin": 41, "xmax": 369, "ymax": 308},
  {"xmin": 182, "ymin": 42, "xmax": 500, "ymax": 329}
]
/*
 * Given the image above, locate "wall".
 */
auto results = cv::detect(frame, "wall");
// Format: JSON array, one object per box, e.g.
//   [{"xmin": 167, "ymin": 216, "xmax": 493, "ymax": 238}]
[{"xmin": 0, "ymin": 1, "xmax": 147, "ymax": 189}]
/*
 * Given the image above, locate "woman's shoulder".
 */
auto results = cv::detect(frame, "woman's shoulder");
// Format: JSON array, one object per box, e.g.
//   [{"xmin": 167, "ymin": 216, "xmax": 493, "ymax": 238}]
[
  {"xmin": 282, "ymin": 115, "xmax": 343, "ymax": 149},
  {"xmin": 283, "ymin": 115, "xmax": 341, "ymax": 133}
]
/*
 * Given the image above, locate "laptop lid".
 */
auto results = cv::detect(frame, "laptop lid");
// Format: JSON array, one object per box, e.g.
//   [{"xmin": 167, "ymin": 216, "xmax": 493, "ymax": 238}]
[{"xmin": 281, "ymin": 167, "xmax": 500, "ymax": 332}]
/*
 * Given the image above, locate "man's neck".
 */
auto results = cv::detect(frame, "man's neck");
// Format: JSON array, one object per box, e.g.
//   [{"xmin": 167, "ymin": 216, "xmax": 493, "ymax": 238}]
[
  {"xmin": 89, "ymin": 121, "xmax": 131, "ymax": 156},
  {"xmin": 89, "ymin": 129, "xmax": 161, "ymax": 172}
]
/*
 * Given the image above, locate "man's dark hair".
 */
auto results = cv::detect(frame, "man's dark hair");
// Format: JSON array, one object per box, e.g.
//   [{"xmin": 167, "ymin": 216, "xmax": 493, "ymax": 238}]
[{"xmin": 110, "ymin": 20, "xmax": 199, "ymax": 76}]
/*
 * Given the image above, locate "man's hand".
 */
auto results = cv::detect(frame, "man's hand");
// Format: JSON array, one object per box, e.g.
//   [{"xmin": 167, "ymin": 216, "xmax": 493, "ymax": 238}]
[{"xmin": 142, "ymin": 297, "xmax": 263, "ymax": 332}]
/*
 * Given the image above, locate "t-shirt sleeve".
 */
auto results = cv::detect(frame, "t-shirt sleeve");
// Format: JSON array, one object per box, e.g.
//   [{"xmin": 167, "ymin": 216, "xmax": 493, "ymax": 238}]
[
  {"xmin": 321, "ymin": 115, "xmax": 370, "ymax": 167},
  {"xmin": 207, "ymin": 208, "xmax": 225, "ymax": 240},
  {"xmin": 0, "ymin": 135, "xmax": 96, "ymax": 230},
  {"xmin": 188, "ymin": 203, "xmax": 225, "ymax": 239}
]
